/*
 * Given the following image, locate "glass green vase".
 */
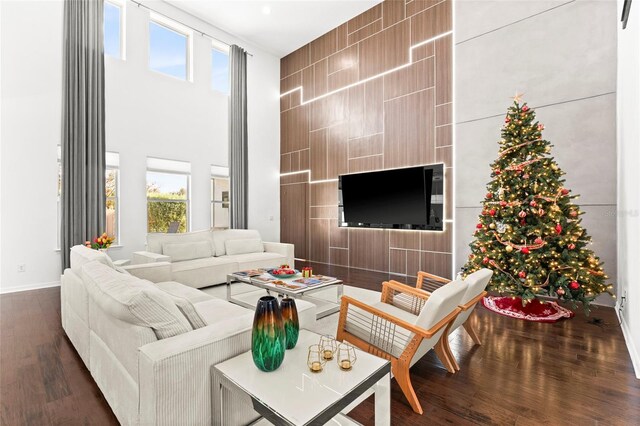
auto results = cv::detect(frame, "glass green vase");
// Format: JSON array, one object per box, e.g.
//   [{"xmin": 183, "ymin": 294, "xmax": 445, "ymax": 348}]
[
  {"xmin": 251, "ymin": 296, "xmax": 286, "ymax": 372},
  {"xmin": 280, "ymin": 298, "xmax": 299, "ymax": 349}
]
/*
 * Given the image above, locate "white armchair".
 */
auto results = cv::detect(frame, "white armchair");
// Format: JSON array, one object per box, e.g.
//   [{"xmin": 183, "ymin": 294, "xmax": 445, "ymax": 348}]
[{"xmin": 336, "ymin": 279, "xmax": 467, "ymax": 414}]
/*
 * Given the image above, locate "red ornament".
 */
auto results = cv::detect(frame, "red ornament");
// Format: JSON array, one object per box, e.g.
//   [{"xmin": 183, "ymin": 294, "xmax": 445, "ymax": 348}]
[
  {"xmin": 534, "ymin": 237, "xmax": 544, "ymax": 245},
  {"xmin": 499, "ymin": 201, "xmax": 507, "ymax": 207},
  {"xmin": 495, "ymin": 170, "xmax": 501, "ymax": 175},
  {"xmin": 480, "ymin": 247, "xmax": 487, "ymax": 253},
  {"xmin": 570, "ymin": 210, "xmax": 578, "ymax": 217},
  {"xmin": 505, "ymin": 117, "xmax": 511, "ymax": 123},
  {"xmin": 538, "ymin": 208, "xmax": 545, "ymax": 216},
  {"xmin": 569, "ymin": 281, "xmax": 580, "ymax": 290},
  {"xmin": 518, "ymin": 271, "xmax": 526, "ymax": 278},
  {"xmin": 489, "ymin": 209, "xmax": 496, "ymax": 217},
  {"xmin": 469, "ymin": 254, "xmax": 475, "ymax": 259},
  {"xmin": 476, "ymin": 223, "xmax": 483, "ymax": 229},
  {"xmin": 555, "ymin": 223, "xmax": 563, "ymax": 234},
  {"xmin": 538, "ymin": 124, "xmax": 545, "ymax": 130},
  {"xmin": 518, "ymin": 211, "xmax": 527, "ymax": 218},
  {"xmin": 520, "ymin": 219, "xmax": 526, "ymax": 226},
  {"xmin": 486, "ymin": 192, "xmax": 493, "ymax": 199},
  {"xmin": 568, "ymin": 243, "xmax": 576, "ymax": 250},
  {"xmin": 482, "ymin": 257, "xmax": 490, "ymax": 265},
  {"xmin": 529, "ymin": 200, "xmax": 537, "ymax": 207},
  {"xmin": 523, "ymin": 174, "xmax": 530, "ymax": 179},
  {"xmin": 521, "ymin": 247, "xmax": 530, "ymax": 254},
  {"xmin": 561, "ymin": 188, "xmax": 570, "ymax": 195},
  {"xmin": 556, "ymin": 288, "xmax": 565, "ymax": 296},
  {"xmin": 522, "ymin": 105, "xmax": 530, "ymax": 112}
]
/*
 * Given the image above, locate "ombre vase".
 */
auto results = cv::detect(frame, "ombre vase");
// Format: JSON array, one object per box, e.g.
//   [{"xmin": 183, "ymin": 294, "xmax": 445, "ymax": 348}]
[
  {"xmin": 280, "ymin": 298, "xmax": 299, "ymax": 349},
  {"xmin": 251, "ymin": 296, "xmax": 286, "ymax": 372}
]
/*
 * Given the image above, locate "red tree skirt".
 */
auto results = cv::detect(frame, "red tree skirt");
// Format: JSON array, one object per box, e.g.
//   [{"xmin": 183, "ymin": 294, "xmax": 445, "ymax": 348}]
[{"xmin": 481, "ymin": 296, "xmax": 575, "ymax": 323}]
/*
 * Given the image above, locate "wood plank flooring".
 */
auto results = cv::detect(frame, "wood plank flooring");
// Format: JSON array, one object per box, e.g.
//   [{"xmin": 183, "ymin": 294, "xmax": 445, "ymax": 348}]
[{"xmin": 1, "ymin": 263, "xmax": 638, "ymax": 425}]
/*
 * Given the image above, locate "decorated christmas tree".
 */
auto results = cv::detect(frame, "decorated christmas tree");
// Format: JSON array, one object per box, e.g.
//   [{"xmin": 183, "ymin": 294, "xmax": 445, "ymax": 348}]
[{"xmin": 463, "ymin": 96, "xmax": 614, "ymax": 314}]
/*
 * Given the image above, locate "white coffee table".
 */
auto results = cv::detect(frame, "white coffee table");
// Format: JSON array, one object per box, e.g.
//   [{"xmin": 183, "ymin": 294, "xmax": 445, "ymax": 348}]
[
  {"xmin": 212, "ymin": 330, "xmax": 391, "ymax": 426},
  {"xmin": 227, "ymin": 271, "xmax": 343, "ymax": 319}
]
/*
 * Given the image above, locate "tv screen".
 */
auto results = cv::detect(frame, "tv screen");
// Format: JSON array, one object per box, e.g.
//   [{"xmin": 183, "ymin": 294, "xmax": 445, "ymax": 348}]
[{"xmin": 339, "ymin": 164, "xmax": 444, "ymax": 231}]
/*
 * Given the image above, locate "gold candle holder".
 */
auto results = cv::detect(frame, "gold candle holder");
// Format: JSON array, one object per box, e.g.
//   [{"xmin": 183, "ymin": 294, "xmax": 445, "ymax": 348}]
[
  {"xmin": 307, "ymin": 344, "xmax": 326, "ymax": 373},
  {"xmin": 336, "ymin": 342, "xmax": 357, "ymax": 371},
  {"xmin": 318, "ymin": 335, "xmax": 338, "ymax": 360}
]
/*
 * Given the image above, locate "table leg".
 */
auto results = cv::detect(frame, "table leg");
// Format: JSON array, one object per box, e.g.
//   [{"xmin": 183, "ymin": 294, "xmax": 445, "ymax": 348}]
[{"xmin": 374, "ymin": 373, "xmax": 391, "ymax": 426}]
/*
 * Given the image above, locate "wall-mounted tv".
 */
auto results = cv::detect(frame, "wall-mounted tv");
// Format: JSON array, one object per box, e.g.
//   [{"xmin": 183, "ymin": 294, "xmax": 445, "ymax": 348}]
[{"xmin": 338, "ymin": 164, "xmax": 444, "ymax": 231}]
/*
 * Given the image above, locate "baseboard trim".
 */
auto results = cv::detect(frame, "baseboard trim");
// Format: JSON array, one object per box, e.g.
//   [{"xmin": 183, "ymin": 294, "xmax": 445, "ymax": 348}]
[
  {"xmin": 0, "ymin": 281, "xmax": 61, "ymax": 295},
  {"xmin": 616, "ymin": 306, "xmax": 640, "ymax": 379}
]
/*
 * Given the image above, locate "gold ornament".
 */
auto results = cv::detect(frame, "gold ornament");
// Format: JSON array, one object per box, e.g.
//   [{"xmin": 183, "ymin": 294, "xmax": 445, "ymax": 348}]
[
  {"xmin": 489, "ymin": 223, "xmax": 496, "ymax": 229},
  {"xmin": 505, "ymin": 245, "xmax": 513, "ymax": 253}
]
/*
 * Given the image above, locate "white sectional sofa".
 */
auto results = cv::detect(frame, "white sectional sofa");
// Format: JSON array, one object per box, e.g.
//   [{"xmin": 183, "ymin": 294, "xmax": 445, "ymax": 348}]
[
  {"xmin": 61, "ymin": 245, "xmax": 315, "ymax": 426},
  {"xmin": 133, "ymin": 229, "xmax": 294, "ymax": 288}
]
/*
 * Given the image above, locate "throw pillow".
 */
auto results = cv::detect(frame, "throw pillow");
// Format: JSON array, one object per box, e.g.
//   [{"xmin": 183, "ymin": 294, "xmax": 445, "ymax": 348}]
[
  {"xmin": 162, "ymin": 241, "xmax": 213, "ymax": 262},
  {"xmin": 224, "ymin": 238, "xmax": 264, "ymax": 256},
  {"xmin": 167, "ymin": 295, "xmax": 207, "ymax": 329}
]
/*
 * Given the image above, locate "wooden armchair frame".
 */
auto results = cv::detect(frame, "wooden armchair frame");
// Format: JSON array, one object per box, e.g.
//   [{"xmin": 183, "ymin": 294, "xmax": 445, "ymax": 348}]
[{"xmin": 336, "ymin": 281, "xmax": 461, "ymax": 415}]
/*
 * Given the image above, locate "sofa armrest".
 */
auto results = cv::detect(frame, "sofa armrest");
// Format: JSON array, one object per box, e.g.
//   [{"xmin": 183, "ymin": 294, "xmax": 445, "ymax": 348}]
[
  {"xmin": 138, "ymin": 324, "xmax": 259, "ymax": 426},
  {"xmin": 263, "ymin": 241, "xmax": 294, "ymax": 265},
  {"xmin": 132, "ymin": 251, "xmax": 171, "ymax": 265},
  {"xmin": 123, "ymin": 262, "xmax": 172, "ymax": 283}
]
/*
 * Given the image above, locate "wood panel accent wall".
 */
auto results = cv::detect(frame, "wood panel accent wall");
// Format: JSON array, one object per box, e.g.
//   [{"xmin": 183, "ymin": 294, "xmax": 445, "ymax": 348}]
[{"xmin": 280, "ymin": 0, "xmax": 454, "ymax": 279}]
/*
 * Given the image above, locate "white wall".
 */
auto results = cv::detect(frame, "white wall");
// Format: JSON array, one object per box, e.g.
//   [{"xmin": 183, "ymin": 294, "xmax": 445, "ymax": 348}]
[
  {"xmin": 616, "ymin": 0, "xmax": 640, "ymax": 377},
  {"xmin": 454, "ymin": 0, "xmax": 618, "ymax": 306},
  {"xmin": 0, "ymin": 0, "xmax": 281, "ymax": 292}
]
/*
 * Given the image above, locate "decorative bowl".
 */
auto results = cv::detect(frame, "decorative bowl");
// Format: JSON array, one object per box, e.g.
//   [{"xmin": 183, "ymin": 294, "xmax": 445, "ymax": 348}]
[{"xmin": 267, "ymin": 269, "xmax": 299, "ymax": 279}]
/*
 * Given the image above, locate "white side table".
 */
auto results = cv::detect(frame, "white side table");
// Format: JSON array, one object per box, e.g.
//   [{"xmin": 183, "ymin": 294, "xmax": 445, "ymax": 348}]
[{"xmin": 212, "ymin": 329, "xmax": 391, "ymax": 426}]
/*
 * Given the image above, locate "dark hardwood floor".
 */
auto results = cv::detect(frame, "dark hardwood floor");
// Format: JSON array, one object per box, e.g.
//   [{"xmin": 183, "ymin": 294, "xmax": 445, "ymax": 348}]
[{"xmin": 1, "ymin": 263, "xmax": 638, "ymax": 425}]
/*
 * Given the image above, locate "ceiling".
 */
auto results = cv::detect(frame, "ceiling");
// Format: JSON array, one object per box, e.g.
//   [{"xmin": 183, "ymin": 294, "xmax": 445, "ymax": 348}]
[{"xmin": 163, "ymin": 0, "xmax": 382, "ymax": 57}]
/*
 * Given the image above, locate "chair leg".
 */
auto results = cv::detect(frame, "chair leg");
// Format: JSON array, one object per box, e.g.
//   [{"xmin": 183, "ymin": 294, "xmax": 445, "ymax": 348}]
[
  {"xmin": 463, "ymin": 321, "xmax": 482, "ymax": 345},
  {"xmin": 392, "ymin": 361, "xmax": 423, "ymax": 415},
  {"xmin": 434, "ymin": 337, "xmax": 457, "ymax": 373}
]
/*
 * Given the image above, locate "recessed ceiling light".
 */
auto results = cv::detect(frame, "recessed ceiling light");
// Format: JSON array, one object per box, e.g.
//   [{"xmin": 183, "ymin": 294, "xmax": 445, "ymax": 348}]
[{"xmin": 262, "ymin": 5, "xmax": 271, "ymax": 15}]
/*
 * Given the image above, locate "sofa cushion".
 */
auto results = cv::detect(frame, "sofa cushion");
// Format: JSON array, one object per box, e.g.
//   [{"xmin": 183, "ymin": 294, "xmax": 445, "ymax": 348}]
[
  {"xmin": 70, "ymin": 245, "xmax": 115, "ymax": 275},
  {"xmin": 193, "ymin": 299, "xmax": 254, "ymax": 330},
  {"xmin": 170, "ymin": 257, "xmax": 240, "ymax": 288},
  {"xmin": 224, "ymin": 238, "xmax": 264, "ymax": 256},
  {"xmin": 211, "ymin": 229, "xmax": 262, "ymax": 257},
  {"xmin": 146, "ymin": 229, "xmax": 213, "ymax": 255},
  {"xmin": 155, "ymin": 281, "xmax": 214, "ymax": 304},
  {"xmin": 81, "ymin": 261, "xmax": 193, "ymax": 339},
  {"xmin": 162, "ymin": 241, "xmax": 213, "ymax": 262},
  {"xmin": 223, "ymin": 252, "xmax": 287, "ymax": 270}
]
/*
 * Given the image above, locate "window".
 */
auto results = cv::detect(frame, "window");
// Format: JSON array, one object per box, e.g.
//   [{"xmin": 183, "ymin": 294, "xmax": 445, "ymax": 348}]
[
  {"xmin": 104, "ymin": 1, "xmax": 123, "ymax": 59},
  {"xmin": 105, "ymin": 152, "xmax": 120, "ymax": 242},
  {"xmin": 57, "ymin": 149, "xmax": 120, "ymax": 248},
  {"xmin": 147, "ymin": 158, "xmax": 190, "ymax": 233},
  {"xmin": 149, "ymin": 16, "xmax": 191, "ymax": 80},
  {"xmin": 211, "ymin": 46, "xmax": 229, "ymax": 94},
  {"xmin": 211, "ymin": 166, "xmax": 230, "ymax": 229}
]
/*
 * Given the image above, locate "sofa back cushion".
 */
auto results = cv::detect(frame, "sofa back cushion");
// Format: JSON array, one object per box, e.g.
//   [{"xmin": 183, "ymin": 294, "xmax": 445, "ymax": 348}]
[
  {"xmin": 162, "ymin": 241, "xmax": 213, "ymax": 262},
  {"xmin": 224, "ymin": 238, "xmax": 264, "ymax": 256},
  {"xmin": 146, "ymin": 229, "xmax": 213, "ymax": 255},
  {"xmin": 81, "ymin": 261, "xmax": 193, "ymax": 339},
  {"xmin": 211, "ymin": 229, "xmax": 262, "ymax": 256},
  {"xmin": 70, "ymin": 245, "xmax": 115, "ymax": 274}
]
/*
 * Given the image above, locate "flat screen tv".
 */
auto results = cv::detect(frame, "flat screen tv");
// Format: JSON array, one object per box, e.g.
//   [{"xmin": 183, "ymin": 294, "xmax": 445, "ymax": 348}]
[{"xmin": 338, "ymin": 164, "xmax": 444, "ymax": 231}]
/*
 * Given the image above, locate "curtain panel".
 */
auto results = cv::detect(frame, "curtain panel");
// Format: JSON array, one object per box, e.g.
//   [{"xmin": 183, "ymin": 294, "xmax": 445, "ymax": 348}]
[
  {"xmin": 61, "ymin": 0, "xmax": 106, "ymax": 269},
  {"xmin": 228, "ymin": 45, "xmax": 248, "ymax": 229}
]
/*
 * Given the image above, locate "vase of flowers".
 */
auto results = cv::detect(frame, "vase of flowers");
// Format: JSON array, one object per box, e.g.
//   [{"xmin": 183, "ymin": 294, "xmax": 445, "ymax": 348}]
[{"xmin": 85, "ymin": 233, "xmax": 115, "ymax": 251}]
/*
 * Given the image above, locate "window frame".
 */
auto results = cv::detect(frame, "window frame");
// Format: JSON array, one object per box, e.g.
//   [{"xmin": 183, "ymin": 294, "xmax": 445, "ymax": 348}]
[
  {"xmin": 148, "ymin": 14, "xmax": 193, "ymax": 82},
  {"xmin": 146, "ymin": 168, "xmax": 191, "ymax": 234},
  {"xmin": 210, "ymin": 174, "xmax": 230, "ymax": 229},
  {"xmin": 104, "ymin": 0, "xmax": 126, "ymax": 60}
]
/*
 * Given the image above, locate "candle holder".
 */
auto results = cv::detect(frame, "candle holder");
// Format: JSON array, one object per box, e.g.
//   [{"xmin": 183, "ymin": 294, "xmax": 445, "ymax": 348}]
[
  {"xmin": 318, "ymin": 335, "xmax": 338, "ymax": 360},
  {"xmin": 336, "ymin": 342, "xmax": 357, "ymax": 371},
  {"xmin": 307, "ymin": 344, "xmax": 327, "ymax": 373}
]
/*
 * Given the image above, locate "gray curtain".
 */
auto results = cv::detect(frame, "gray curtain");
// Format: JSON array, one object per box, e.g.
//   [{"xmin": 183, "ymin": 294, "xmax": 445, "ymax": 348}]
[
  {"xmin": 229, "ymin": 45, "xmax": 248, "ymax": 229},
  {"xmin": 61, "ymin": 0, "xmax": 106, "ymax": 269}
]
